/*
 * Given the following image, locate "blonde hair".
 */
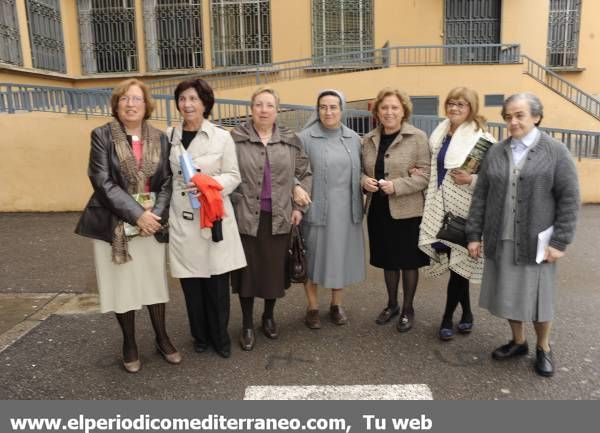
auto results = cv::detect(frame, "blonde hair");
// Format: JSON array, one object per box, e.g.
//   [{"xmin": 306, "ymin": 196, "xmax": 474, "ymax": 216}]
[
  {"xmin": 371, "ymin": 88, "xmax": 412, "ymax": 124},
  {"xmin": 110, "ymin": 78, "xmax": 155, "ymax": 120},
  {"xmin": 251, "ymin": 87, "xmax": 280, "ymax": 109},
  {"xmin": 444, "ymin": 86, "xmax": 486, "ymax": 130}
]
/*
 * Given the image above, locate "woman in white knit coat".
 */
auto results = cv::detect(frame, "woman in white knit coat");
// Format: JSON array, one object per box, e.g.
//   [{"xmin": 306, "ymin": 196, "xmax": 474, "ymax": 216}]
[{"xmin": 418, "ymin": 87, "xmax": 494, "ymax": 341}]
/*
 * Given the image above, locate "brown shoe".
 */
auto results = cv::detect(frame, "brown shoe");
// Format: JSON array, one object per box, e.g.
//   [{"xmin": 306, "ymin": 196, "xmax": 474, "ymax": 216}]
[
  {"xmin": 305, "ymin": 309, "xmax": 321, "ymax": 329},
  {"xmin": 329, "ymin": 305, "xmax": 348, "ymax": 326}
]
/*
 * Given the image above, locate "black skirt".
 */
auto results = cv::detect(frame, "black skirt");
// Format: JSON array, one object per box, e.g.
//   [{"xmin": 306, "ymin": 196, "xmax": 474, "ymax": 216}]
[
  {"xmin": 367, "ymin": 193, "xmax": 429, "ymax": 270},
  {"xmin": 231, "ymin": 211, "xmax": 290, "ymax": 299}
]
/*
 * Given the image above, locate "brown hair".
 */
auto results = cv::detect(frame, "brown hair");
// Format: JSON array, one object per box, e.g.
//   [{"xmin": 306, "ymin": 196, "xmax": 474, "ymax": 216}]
[
  {"xmin": 110, "ymin": 78, "xmax": 155, "ymax": 120},
  {"xmin": 174, "ymin": 78, "xmax": 215, "ymax": 119},
  {"xmin": 444, "ymin": 86, "xmax": 486, "ymax": 130},
  {"xmin": 371, "ymin": 88, "xmax": 412, "ymax": 124},
  {"xmin": 251, "ymin": 86, "xmax": 280, "ymax": 109}
]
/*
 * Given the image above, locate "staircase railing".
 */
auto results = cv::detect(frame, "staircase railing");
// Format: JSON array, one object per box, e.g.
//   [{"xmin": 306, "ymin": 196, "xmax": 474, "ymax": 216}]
[
  {"xmin": 522, "ymin": 55, "xmax": 600, "ymax": 120},
  {"xmin": 2, "ymin": 83, "xmax": 598, "ymax": 159}
]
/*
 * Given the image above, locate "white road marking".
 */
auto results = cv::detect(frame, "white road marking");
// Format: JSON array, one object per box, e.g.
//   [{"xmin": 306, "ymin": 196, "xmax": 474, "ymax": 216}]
[{"xmin": 244, "ymin": 384, "xmax": 433, "ymax": 400}]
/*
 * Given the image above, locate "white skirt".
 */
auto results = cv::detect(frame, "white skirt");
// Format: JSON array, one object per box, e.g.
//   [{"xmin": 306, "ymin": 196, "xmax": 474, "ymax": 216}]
[{"xmin": 93, "ymin": 236, "xmax": 169, "ymax": 313}]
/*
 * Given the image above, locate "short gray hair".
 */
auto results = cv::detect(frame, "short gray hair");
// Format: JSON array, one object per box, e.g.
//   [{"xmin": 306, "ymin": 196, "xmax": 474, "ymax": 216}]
[{"xmin": 501, "ymin": 92, "xmax": 544, "ymax": 126}]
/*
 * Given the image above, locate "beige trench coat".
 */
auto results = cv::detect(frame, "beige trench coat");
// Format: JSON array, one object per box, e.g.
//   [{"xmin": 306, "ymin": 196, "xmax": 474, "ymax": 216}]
[{"xmin": 167, "ymin": 121, "xmax": 247, "ymax": 278}]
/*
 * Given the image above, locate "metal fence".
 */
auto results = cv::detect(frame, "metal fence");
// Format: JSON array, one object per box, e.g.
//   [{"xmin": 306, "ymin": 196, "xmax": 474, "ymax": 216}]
[
  {"xmin": 2, "ymin": 83, "xmax": 598, "ymax": 159},
  {"xmin": 145, "ymin": 43, "xmax": 521, "ymax": 95}
]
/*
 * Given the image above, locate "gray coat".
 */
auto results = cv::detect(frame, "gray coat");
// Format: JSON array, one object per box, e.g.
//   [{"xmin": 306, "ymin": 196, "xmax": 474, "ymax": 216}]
[
  {"xmin": 298, "ymin": 122, "xmax": 363, "ymax": 226},
  {"xmin": 466, "ymin": 131, "xmax": 580, "ymax": 264}
]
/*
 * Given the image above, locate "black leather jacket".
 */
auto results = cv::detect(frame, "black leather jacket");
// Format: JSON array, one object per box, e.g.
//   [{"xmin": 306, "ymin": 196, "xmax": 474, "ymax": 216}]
[{"xmin": 75, "ymin": 122, "xmax": 172, "ymax": 243}]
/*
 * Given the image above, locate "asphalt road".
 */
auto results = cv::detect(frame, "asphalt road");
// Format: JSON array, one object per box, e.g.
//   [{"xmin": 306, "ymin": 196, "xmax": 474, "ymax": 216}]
[{"xmin": 0, "ymin": 207, "xmax": 598, "ymax": 399}]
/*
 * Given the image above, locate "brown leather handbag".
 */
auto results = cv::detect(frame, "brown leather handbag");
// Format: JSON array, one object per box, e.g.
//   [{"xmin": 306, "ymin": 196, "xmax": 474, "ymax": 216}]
[{"xmin": 288, "ymin": 225, "xmax": 307, "ymax": 283}]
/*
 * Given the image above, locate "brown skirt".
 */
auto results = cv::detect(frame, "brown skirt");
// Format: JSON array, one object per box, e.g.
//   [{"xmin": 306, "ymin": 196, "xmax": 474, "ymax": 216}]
[{"xmin": 231, "ymin": 211, "xmax": 290, "ymax": 299}]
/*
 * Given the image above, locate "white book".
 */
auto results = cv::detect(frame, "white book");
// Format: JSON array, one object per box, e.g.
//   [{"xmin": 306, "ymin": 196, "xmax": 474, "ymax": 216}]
[{"xmin": 536, "ymin": 226, "xmax": 554, "ymax": 264}]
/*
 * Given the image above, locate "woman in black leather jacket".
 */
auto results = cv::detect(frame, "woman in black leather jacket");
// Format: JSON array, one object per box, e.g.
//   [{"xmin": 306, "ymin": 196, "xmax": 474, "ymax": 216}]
[{"xmin": 76, "ymin": 79, "xmax": 180, "ymax": 373}]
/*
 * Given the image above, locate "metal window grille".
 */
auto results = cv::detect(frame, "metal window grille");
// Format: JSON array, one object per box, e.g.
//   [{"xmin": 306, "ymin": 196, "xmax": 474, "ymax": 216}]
[
  {"xmin": 25, "ymin": 0, "xmax": 66, "ymax": 72},
  {"xmin": 144, "ymin": 0, "xmax": 203, "ymax": 71},
  {"xmin": 312, "ymin": 0, "xmax": 373, "ymax": 63},
  {"xmin": 547, "ymin": 0, "xmax": 581, "ymax": 67},
  {"xmin": 0, "ymin": 0, "xmax": 22, "ymax": 66},
  {"xmin": 484, "ymin": 94, "xmax": 504, "ymax": 106},
  {"xmin": 444, "ymin": 0, "xmax": 501, "ymax": 63},
  {"xmin": 78, "ymin": 0, "xmax": 138, "ymax": 74},
  {"xmin": 410, "ymin": 96, "xmax": 439, "ymax": 116},
  {"xmin": 211, "ymin": 0, "xmax": 271, "ymax": 67}
]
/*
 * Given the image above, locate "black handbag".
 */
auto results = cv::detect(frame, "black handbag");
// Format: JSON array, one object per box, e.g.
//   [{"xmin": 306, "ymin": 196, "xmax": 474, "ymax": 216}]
[
  {"xmin": 288, "ymin": 225, "xmax": 307, "ymax": 283},
  {"xmin": 436, "ymin": 212, "xmax": 468, "ymax": 248},
  {"xmin": 436, "ymin": 187, "xmax": 468, "ymax": 248}
]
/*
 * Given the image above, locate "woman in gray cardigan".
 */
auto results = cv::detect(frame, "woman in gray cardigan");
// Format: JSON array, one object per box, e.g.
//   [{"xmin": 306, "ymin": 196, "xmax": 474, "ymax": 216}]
[{"xmin": 466, "ymin": 93, "xmax": 580, "ymax": 377}]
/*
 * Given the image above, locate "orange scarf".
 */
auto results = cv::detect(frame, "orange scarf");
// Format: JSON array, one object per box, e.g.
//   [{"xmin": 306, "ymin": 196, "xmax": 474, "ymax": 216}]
[{"xmin": 191, "ymin": 174, "xmax": 225, "ymax": 228}]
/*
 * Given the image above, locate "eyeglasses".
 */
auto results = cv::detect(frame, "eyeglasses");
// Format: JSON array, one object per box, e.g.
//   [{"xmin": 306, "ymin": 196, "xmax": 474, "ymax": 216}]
[
  {"xmin": 318, "ymin": 105, "xmax": 340, "ymax": 112},
  {"xmin": 446, "ymin": 100, "xmax": 469, "ymax": 110},
  {"xmin": 119, "ymin": 95, "xmax": 145, "ymax": 105}
]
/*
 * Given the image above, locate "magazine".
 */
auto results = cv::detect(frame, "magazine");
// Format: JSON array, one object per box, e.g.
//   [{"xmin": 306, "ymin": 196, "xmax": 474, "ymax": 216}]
[
  {"xmin": 460, "ymin": 136, "xmax": 494, "ymax": 174},
  {"xmin": 124, "ymin": 192, "xmax": 156, "ymax": 238}
]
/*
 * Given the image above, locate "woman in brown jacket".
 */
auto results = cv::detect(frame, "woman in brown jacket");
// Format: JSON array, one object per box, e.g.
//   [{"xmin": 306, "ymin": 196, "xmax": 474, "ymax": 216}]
[
  {"xmin": 361, "ymin": 88, "xmax": 431, "ymax": 333},
  {"xmin": 230, "ymin": 87, "xmax": 311, "ymax": 351}
]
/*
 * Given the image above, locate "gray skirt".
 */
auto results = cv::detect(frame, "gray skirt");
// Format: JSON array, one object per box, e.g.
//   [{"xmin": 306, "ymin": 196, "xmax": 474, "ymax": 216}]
[{"xmin": 479, "ymin": 240, "xmax": 556, "ymax": 322}]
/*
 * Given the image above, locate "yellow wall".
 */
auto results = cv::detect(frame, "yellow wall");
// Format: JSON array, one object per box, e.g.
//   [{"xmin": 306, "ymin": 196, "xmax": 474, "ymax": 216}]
[
  {"xmin": 271, "ymin": 0, "xmax": 311, "ymax": 61},
  {"xmin": 374, "ymin": 0, "xmax": 443, "ymax": 47},
  {"xmin": 0, "ymin": 110, "xmax": 597, "ymax": 212}
]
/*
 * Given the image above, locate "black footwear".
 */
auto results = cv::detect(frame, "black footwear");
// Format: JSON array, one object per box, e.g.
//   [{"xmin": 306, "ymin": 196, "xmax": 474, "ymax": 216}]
[
  {"xmin": 534, "ymin": 347, "xmax": 554, "ymax": 377},
  {"xmin": 375, "ymin": 305, "xmax": 400, "ymax": 325},
  {"xmin": 239, "ymin": 328, "xmax": 255, "ymax": 351},
  {"xmin": 216, "ymin": 346, "xmax": 231, "ymax": 359},
  {"xmin": 262, "ymin": 316, "xmax": 278, "ymax": 339},
  {"xmin": 193, "ymin": 341, "xmax": 209, "ymax": 353},
  {"xmin": 396, "ymin": 313, "xmax": 414, "ymax": 333},
  {"xmin": 491, "ymin": 340, "xmax": 529, "ymax": 360},
  {"xmin": 329, "ymin": 305, "xmax": 348, "ymax": 325}
]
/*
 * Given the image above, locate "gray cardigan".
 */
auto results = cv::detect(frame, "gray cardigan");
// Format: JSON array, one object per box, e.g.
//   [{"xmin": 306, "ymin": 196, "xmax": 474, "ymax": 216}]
[
  {"xmin": 298, "ymin": 122, "xmax": 363, "ymax": 226},
  {"xmin": 466, "ymin": 131, "xmax": 580, "ymax": 264}
]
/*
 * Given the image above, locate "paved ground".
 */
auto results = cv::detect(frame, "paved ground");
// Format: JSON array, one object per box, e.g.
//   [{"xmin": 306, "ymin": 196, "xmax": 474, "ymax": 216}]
[{"xmin": 0, "ymin": 207, "xmax": 599, "ymax": 400}]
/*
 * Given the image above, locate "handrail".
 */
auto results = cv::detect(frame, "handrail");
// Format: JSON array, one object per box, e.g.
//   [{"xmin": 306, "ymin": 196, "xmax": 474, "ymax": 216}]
[
  {"xmin": 522, "ymin": 55, "xmax": 600, "ymax": 120},
  {"xmin": 144, "ymin": 43, "xmax": 521, "ymax": 94},
  {"xmin": 1, "ymin": 83, "xmax": 598, "ymax": 159}
]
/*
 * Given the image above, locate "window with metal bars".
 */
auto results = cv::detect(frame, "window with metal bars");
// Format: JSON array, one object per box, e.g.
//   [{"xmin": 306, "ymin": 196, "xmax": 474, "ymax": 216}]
[
  {"xmin": 78, "ymin": 0, "xmax": 138, "ymax": 74},
  {"xmin": 210, "ymin": 0, "xmax": 271, "ymax": 67},
  {"xmin": 25, "ymin": 0, "xmax": 66, "ymax": 72},
  {"xmin": 547, "ymin": 0, "xmax": 581, "ymax": 68},
  {"xmin": 144, "ymin": 0, "xmax": 203, "ymax": 71},
  {"xmin": 0, "ymin": 0, "xmax": 23, "ymax": 66},
  {"xmin": 312, "ymin": 0, "xmax": 373, "ymax": 63}
]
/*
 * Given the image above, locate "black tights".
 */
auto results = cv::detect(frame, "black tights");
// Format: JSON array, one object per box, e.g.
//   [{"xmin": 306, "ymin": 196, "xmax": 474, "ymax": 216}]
[
  {"xmin": 441, "ymin": 271, "xmax": 473, "ymax": 328},
  {"xmin": 383, "ymin": 268, "xmax": 419, "ymax": 316},
  {"xmin": 115, "ymin": 303, "xmax": 176, "ymax": 362},
  {"xmin": 239, "ymin": 296, "xmax": 276, "ymax": 329}
]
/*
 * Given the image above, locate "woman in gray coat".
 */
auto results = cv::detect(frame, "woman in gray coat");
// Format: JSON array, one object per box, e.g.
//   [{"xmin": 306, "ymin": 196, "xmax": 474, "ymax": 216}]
[
  {"xmin": 466, "ymin": 93, "xmax": 580, "ymax": 377},
  {"xmin": 299, "ymin": 89, "xmax": 366, "ymax": 329}
]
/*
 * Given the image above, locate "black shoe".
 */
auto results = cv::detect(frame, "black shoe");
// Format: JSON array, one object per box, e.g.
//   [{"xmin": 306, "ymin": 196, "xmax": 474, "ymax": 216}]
[
  {"xmin": 262, "ymin": 316, "xmax": 278, "ymax": 339},
  {"xmin": 239, "ymin": 328, "xmax": 255, "ymax": 351},
  {"xmin": 491, "ymin": 340, "xmax": 529, "ymax": 360},
  {"xmin": 216, "ymin": 346, "xmax": 231, "ymax": 359},
  {"xmin": 534, "ymin": 347, "xmax": 554, "ymax": 377},
  {"xmin": 396, "ymin": 313, "xmax": 414, "ymax": 333},
  {"xmin": 193, "ymin": 341, "xmax": 209, "ymax": 353},
  {"xmin": 375, "ymin": 305, "xmax": 400, "ymax": 325}
]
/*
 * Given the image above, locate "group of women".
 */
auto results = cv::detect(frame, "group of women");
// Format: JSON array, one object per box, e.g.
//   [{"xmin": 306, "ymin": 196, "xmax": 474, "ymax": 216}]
[{"xmin": 76, "ymin": 77, "xmax": 580, "ymax": 379}]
